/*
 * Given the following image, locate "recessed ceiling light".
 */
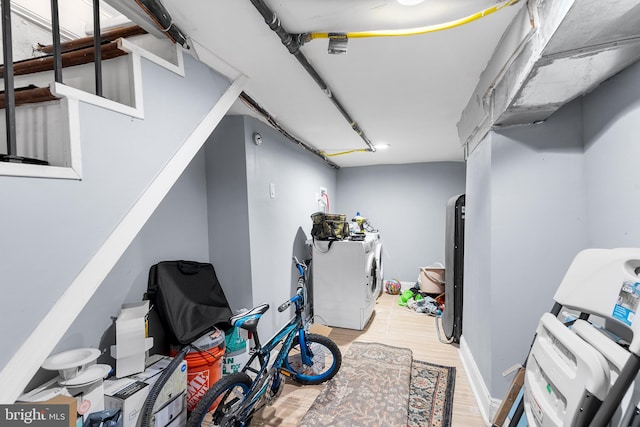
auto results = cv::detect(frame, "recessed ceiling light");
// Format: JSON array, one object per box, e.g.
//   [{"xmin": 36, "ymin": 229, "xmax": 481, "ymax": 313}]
[
  {"xmin": 375, "ymin": 143, "xmax": 390, "ymax": 150},
  {"xmin": 396, "ymin": 0, "xmax": 425, "ymax": 5}
]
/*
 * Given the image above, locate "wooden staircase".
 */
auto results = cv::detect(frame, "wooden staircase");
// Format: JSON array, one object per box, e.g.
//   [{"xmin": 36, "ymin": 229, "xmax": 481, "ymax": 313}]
[{"xmin": 0, "ymin": 25, "xmax": 146, "ymax": 110}]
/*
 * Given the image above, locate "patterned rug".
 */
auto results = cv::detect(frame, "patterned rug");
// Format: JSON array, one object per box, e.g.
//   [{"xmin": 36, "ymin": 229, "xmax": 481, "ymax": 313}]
[
  {"xmin": 298, "ymin": 342, "xmax": 456, "ymax": 427},
  {"xmin": 409, "ymin": 360, "xmax": 456, "ymax": 427}
]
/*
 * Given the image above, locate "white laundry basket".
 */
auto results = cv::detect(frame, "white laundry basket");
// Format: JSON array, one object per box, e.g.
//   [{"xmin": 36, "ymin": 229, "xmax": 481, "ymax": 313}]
[{"xmin": 419, "ymin": 263, "xmax": 445, "ymax": 294}]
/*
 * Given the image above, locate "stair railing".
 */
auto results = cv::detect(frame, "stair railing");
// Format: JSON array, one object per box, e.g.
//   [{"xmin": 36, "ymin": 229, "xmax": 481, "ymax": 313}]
[{"xmin": 1, "ymin": 0, "xmax": 105, "ymax": 165}]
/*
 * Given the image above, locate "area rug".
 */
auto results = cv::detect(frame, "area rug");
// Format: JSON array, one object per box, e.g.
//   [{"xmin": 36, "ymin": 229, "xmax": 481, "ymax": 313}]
[
  {"xmin": 298, "ymin": 342, "xmax": 413, "ymax": 427},
  {"xmin": 408, "ymin": 360, "xmax": 456, "ymax": 427},
  {"xmin": 298, "ymin": 342, "xmax": 456, "ymax": 427}
]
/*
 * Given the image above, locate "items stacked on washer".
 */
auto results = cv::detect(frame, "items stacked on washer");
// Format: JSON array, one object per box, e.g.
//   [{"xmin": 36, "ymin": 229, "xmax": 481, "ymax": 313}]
[{"xmin": 509, "ymin": 248, "xmax": 640, "ymax": 427}]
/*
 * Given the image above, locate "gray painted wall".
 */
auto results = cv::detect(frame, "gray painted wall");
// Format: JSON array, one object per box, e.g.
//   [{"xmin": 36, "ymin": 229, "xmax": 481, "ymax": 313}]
[
  {"xmin": 583, "ymin": 60, "xmax": 640, "ymax": 249},
  {"xmin": 0, "ymin": 54, "xmax": 230, "ymax": 373},
  {"xmin": 463, "ymin": 135, "xmax": 494, "ymax": 391},
  {"xmin": 57, "ymin": 149, "xmax": 210, "ymax": 357},
  {"xmin": 490, "ymin": 103, "xmax": 587, "ymax": 397},
  {"xmin": 205, "ymin": 117, "xmax": 254, "ymax": 313},
  {"xmin": 205, "ymin": 115, "xmax": 337, "ymax": 339},
  {"xmin": 467, "ymin": 59, "xmax": 640, "ymax": 400},
  {"xmin": 464, "ymin": 102, "xmax": 587, "ymax": 398},
  {"xmin": 245, "ymin": 118, "xmax": 338, "ymax": 337},
  {"xmin": 335, "ymin": 163, "xmax": 466, "ymax": 282}
]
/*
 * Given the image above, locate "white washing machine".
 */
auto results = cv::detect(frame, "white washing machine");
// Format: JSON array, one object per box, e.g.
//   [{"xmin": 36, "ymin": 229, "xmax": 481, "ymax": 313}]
[{"xmin": 312, "ymin": 233, "xmax": 382, "ymax": 330}]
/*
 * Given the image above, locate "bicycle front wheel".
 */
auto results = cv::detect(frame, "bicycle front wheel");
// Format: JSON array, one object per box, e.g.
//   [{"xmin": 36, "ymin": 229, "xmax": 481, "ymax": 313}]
[
  {"xmin": 284, "ymin": 333, "xmax": 342, "ymax": 385},
  {"xmin": 187, "ymin": 372, "xmax": 252, "ymax": 427}
]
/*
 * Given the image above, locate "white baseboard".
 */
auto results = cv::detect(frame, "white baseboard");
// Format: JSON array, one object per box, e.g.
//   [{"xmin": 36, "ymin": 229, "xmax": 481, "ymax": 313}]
[{"xmin": 459, "ymin": 335, "xmax": 502, "ymax": 426}]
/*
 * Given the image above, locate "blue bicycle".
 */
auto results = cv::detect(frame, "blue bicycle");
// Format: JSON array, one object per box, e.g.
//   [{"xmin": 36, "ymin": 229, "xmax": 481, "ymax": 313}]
[{"xmin": 187, "ymin": 257, "xmax": 342, "ymax": 426}]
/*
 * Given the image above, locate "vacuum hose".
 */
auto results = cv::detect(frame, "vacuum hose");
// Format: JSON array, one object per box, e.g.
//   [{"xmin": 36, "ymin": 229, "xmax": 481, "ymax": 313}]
[
  {"xmin": 435, "ymin": 313, "xmax": 454, "ymax": 344},
  {"xmin": 139, "ymin": 345, "xmax": 190, "ymax": 427}
]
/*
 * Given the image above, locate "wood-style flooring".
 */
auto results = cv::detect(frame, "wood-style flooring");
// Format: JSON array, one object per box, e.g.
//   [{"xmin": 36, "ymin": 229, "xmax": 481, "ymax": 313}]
[{"xmin": 252, "ymin": 293, "xmax": 486, "ymax": 426}]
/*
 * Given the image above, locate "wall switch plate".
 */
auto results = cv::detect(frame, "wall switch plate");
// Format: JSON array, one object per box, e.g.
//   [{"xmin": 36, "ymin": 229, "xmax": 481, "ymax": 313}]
[{"xmin": 269, "ymin": 183, "xmax": 276, "ymax": 199}]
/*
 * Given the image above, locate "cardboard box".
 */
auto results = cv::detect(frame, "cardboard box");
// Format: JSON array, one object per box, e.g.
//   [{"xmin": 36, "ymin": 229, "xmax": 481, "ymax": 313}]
[
  {"xmin": 492, "ymin": 367, "xmax": 525, "ymax": 426},
  {"xmin": 309, "ymin": 323, "xmax": 332, "ymax": 337},
  {"xmin": 152, "ymin": 393, "xmax": 186, "ymax": 426},
  {"xmin": 103, "ymin": 355, "xmax": 187, "ymax": 427},
  {"xmin": 15, "ymin": 394, "xmax": 78, "ymax": 427},
  {"xmin": 67, "ymin": 380, "xmax": 105, "ymax": 423},
  {"xmin": 165, "ymin": 408, "xmax": 186, "ymax": 427},
  {"xmin": 131, "ymin": 355, "xmax": 187, "ymax": 413},
  {"xmin": 103, "ymin": 378, "xmax": 149, "ymax": 427}
]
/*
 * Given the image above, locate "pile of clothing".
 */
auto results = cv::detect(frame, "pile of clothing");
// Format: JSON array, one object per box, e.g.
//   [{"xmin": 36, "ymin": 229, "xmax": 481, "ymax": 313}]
[{"xmin": 398, "ymin": 286, "xmax": 443, "ymax": 316}]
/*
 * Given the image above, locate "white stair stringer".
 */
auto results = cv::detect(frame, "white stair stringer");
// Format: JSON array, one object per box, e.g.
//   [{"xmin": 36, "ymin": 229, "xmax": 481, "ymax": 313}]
[{"xmin": 0, "ymin": 75, "xmax": 247, "ymax": 404}]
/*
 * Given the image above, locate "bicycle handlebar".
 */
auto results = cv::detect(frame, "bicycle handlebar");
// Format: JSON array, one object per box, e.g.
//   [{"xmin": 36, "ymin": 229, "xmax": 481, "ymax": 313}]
[
  {"xmin": 278, "ymin": 257, "xmax": 307, "ymax": 312},
  {"xmin": 278, "ymin": 293, "xmax": 302, "ymax": 312},
  {"xmin": 277, "ymin": 300, "xmax": 291, "ymax": 312}
]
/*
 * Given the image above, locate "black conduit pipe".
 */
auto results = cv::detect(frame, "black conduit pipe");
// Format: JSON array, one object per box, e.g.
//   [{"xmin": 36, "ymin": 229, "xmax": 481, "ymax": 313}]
[
  {"xmin": 135, "ymin": 0, "xmax": 189, "ymax": 49},
  {"xmin": 239, "ymin": 92, "xmax": 340, "ymax": 169},
  {"xmin": 2, "ymin": 0, "xmax": 17, "ymax": 157},
  {"xmin": 248, "ymin": 0, "xmax": 376, "ymax": 153},
  {"xmin": 50, "ymin": 0, "xmax": 63, "ymax": 84},
  {"xmin": 93, "ymin": 0, "xmax": 103, "ymax": 97}
]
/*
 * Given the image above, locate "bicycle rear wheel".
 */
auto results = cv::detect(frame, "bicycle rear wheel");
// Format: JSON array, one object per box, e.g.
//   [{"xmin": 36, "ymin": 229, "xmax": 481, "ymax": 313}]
[
  {"xmin": 284, "ymin": 333, "xmax": 341, "ymax": 385},
  {"xmin": 187, "ymin": 372, "xmax": 252, "ymax": 427}
]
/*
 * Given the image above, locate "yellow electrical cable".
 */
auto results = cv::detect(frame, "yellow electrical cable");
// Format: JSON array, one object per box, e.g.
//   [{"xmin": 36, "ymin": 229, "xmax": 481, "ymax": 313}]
[
  {"xmin": 320, "ymin": 149, "xmax": 370, "ymax": 157},
  {"xmin": 305, "ymin": 0, "xmax": 519, "ymax": 42}
]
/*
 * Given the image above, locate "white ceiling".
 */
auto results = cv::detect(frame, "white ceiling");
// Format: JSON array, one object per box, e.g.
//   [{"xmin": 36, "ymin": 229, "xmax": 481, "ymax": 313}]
[{"xmin": 150, "ymin": 0, "xmax": 524, "ymax": 167}]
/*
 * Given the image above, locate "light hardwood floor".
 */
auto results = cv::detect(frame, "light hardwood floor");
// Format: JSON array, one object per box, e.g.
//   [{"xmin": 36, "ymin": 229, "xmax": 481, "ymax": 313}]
[{"xmin": 252, "ymin": 293, "xmax": 486, "ymax": 426}]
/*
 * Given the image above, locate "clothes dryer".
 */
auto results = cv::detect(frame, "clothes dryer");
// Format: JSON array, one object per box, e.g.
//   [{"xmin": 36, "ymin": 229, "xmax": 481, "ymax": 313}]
[{"xmin": 312, "ymin": 233, "xmax": 380, "ymax": 330}]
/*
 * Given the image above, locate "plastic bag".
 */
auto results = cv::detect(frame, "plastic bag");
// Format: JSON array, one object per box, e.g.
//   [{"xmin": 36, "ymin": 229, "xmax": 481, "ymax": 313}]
[
  {"xmin": 398, "ymin": 289, "xmax": 423, "ymax": 306},
  {"xmin": 83, "ymin": 409, "xmax": 122, "ymax": 427},
  {"xmin": 223, "ymin": 327, "xmax": 249, "ymax": 374}
]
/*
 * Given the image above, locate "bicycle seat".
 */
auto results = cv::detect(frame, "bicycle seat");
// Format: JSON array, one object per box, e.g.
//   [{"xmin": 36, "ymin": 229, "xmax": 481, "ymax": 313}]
[{"xmin": 230, "ymin": 304, "xmax": 269, "ymax": 334}]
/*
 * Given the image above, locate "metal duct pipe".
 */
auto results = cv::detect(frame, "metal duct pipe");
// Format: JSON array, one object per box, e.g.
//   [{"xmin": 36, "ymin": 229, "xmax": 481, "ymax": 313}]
[{"xmin": 248, "ymin": 0, "xmax": 376, "ymax": 153}]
